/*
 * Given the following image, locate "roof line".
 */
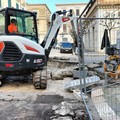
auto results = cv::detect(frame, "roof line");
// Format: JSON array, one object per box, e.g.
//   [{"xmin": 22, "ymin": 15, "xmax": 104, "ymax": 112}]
[{"xmin": 27, "ymin": 3, "xmax": 51, "ymax": 13}]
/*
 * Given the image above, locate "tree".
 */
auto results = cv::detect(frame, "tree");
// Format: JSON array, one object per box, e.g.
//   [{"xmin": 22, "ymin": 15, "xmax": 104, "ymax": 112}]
[{"xmin": 99, "ymin": 12, "xmax": 117, "ymax": 42}]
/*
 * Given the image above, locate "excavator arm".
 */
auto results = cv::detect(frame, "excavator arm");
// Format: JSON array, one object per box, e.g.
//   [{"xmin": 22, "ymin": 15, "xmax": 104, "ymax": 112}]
[{"xmin": 41, "ymin": 9, "xmax": 79, "ymax": 60}]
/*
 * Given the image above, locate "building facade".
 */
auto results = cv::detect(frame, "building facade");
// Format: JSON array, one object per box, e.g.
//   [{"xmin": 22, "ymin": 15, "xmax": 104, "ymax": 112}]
[
  {"xmin": 56, "ymin": 3, "xmax": 87, "ymax": 44},
  {"xmin": 26, "ymin": 4, "xmax": 51, "ymax": 43},
  {"xmin": 0, "ymin": 0, "xmax": 26, "ymax": 9},
  {"xmin": 82, "ymin": 0, "xmax": 120, "ymax": 52}
]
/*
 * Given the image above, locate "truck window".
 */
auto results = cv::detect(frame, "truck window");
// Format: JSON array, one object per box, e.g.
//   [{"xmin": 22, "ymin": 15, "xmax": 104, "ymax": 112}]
[{"xmin": 61, "ymin": 42, "xmax": 72, "ymax": 48}]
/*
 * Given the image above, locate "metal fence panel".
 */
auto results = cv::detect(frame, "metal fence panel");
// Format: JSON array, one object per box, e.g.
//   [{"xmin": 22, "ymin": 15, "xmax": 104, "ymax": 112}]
[{"xmin": 77, "ymin": 17, "xmax": 120, "ymax": 120}]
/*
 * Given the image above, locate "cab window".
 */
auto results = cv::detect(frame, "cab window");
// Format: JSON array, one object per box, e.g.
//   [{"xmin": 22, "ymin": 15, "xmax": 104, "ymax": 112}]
[
  {"xmin": 7, "ymin": 9, "xmax": 38, "ymax": 42},
  {"xmin": 0, "ymin": 11, "xmax": 5, "ymax": 34},
  {"xmin": 25, "ymin": 16, "xmax": 35, "ymax": 35}
]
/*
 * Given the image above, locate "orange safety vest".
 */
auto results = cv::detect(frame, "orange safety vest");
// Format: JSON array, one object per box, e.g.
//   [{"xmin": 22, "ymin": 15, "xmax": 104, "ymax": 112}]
[{"xmin": 8, "ymin": 23, "xmax": 18, "ymax": 33}]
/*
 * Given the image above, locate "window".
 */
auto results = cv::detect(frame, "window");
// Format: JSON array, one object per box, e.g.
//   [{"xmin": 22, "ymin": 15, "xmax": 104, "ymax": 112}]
[
  {"xmin": 63, "ymin": 38, "xmax": 68, "ymax": 42},
  {"xmin": 8, "ymin": 9, "xmax": 37, "ymax": 41},
  {"xmin": 0, "ymin": 11, "xmax": 5, "ymax": 34},
  {"xmin": 63, "ymin": 10, "xmax": 66, "ymax": 16},
  {"xmin": 25, "ymin": 17, "xmax": 35, "ymax": 35},
  {"xmin": 16, "ymin": 3, "xmax": 19, "ymax": 9},
  {"xmin": 76, "ymin": 9, "xmax": 79, "ymax": 16},
  {"xmin": 0, "ymin": 0, "xmax": 1, "ymax": 8},
  {"xmin": 88, "ymin": 30, "xmax": 90, "ymax": 49},
  {"xmin": 8, "ymin": 0, "xmax": 11, "ymax": 7},
  {"xmin": 10, "ymin": 15, "xmax": 36, "ymax": 38},
  {"xmin": 118, "ymin": 12, "xmax": 120, "ymax": 17},
  {"xmin": 63, "ymin": 24, "xmax": 67, "ymax": 32}
]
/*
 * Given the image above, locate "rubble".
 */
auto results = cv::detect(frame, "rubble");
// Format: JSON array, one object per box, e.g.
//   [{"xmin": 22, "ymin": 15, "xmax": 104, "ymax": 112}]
[
  {"xmin": 51, "ymin": 101, "xmax": 89, "ymax": 120},
  {"xmin": 48, "ymin": 58, "xmax": 77, "ymax": 80},
  {"xmin": 62, "ymin": 70, "xmax": 73, "ymax": 77},
  {"xmin": 50, "ymin": 69, "xmax": 73, "ymax": 80},
  {"xmin": 50, "ymin": 71, "xmax": 64, "ymax": 80},
  {"xmin": 87, "ymin": 63, "xmax": 102, "ymax": 71},
  {"xmin": 86, "ymin": 62, "xmax": 106, "ymax": 79},
  {"xmin": 74, "ymin": 110, "xmax": 85, "ymax": 119},
  {"xmin": 73, "ymin": 89, "xmax": 88, "ymax": 101},
  {"xmin": 94, "ymin": 67, "xmax": 105, "ymax": 79},
  {"xmin": 49, "ymin": 56, "xmax": 78, "ymax": 64},
  {"xmin": 51, "ymin": 116, "xmax": 73, "ymax": 120},
  {"xmin": 53, "ymin": 102, "xmax": 74, "ymax": 116},
  {"xmin": 73, "ymin": 70, "xmax": 88, "ymax": 79}
]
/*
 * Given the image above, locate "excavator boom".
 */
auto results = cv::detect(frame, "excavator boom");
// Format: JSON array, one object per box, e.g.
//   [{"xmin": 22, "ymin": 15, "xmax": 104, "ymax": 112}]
[{"xmin": 41, "ymin": 9, "xmax": 79, "ymax": 59}]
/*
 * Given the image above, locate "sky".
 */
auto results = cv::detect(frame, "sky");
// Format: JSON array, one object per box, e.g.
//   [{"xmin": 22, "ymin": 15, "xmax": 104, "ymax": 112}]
[{"xmin": 26, "ymin": 0, "xmax": 89, "ymax": 13}]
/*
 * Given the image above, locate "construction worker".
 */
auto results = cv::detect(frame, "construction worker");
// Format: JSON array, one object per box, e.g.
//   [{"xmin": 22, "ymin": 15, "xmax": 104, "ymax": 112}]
[{"xmin": 8, "ymin": 19, "xmax": 18, "ymax": 33}]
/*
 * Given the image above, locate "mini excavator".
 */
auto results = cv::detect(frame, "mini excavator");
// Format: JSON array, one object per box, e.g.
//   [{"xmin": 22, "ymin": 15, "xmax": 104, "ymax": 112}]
[{"xmin": 0, "ymin": 7, "xmax": 79, "ymax": 89}]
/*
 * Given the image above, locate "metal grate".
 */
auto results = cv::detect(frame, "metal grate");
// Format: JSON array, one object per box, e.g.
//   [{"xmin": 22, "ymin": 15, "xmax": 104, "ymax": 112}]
[{"xmin": 2, "ymin": 42, "xmax": 22, "ymax": 61}]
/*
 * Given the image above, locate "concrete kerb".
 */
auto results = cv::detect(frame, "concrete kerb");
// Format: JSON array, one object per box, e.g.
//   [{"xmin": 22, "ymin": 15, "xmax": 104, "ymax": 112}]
[{"xmin": 84, "ymin": 52, "xmax": 105, "ymax": 56}]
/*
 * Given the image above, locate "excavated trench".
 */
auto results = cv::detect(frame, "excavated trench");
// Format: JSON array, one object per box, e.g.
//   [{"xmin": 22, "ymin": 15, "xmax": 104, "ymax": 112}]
[
  {"xmin": 47, "ymin": 57, "xmax": 78, "ymax": 80},
  {"xmin": 48, "ymin": 57, "xmax": 78, "ymax": 68}
]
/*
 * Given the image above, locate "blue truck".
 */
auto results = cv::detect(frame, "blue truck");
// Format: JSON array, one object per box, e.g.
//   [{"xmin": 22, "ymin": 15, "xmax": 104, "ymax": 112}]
[{"xmin": 60, "ymin": 42, "xmax": 73, "ymax": 53}]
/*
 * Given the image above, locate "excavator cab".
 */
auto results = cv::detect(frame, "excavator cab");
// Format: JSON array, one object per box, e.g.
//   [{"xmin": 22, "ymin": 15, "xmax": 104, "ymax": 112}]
[{"xmin": 0, "ymin": 7, "xmax": 38, "ymax": 42}]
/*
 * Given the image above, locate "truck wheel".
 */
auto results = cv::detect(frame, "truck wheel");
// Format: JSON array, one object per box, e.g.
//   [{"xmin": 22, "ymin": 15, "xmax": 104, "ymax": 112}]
[
  {"xmin": 60, "ymin": 49, "xmax": 62, "ymax": 53},
  {"xmin": 32, "ymin": 67, "xmax": 47, "ymax": 89}
]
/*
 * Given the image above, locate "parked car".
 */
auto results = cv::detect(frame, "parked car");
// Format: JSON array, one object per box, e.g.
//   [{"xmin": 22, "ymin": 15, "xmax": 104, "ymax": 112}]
[
  {"xmin": 60, "ymin": 42, "xmax": 73, "ymax": 53},
  {"xmin": 53, "ymin": 43, "xmax": 61, "ymax": 49}
]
